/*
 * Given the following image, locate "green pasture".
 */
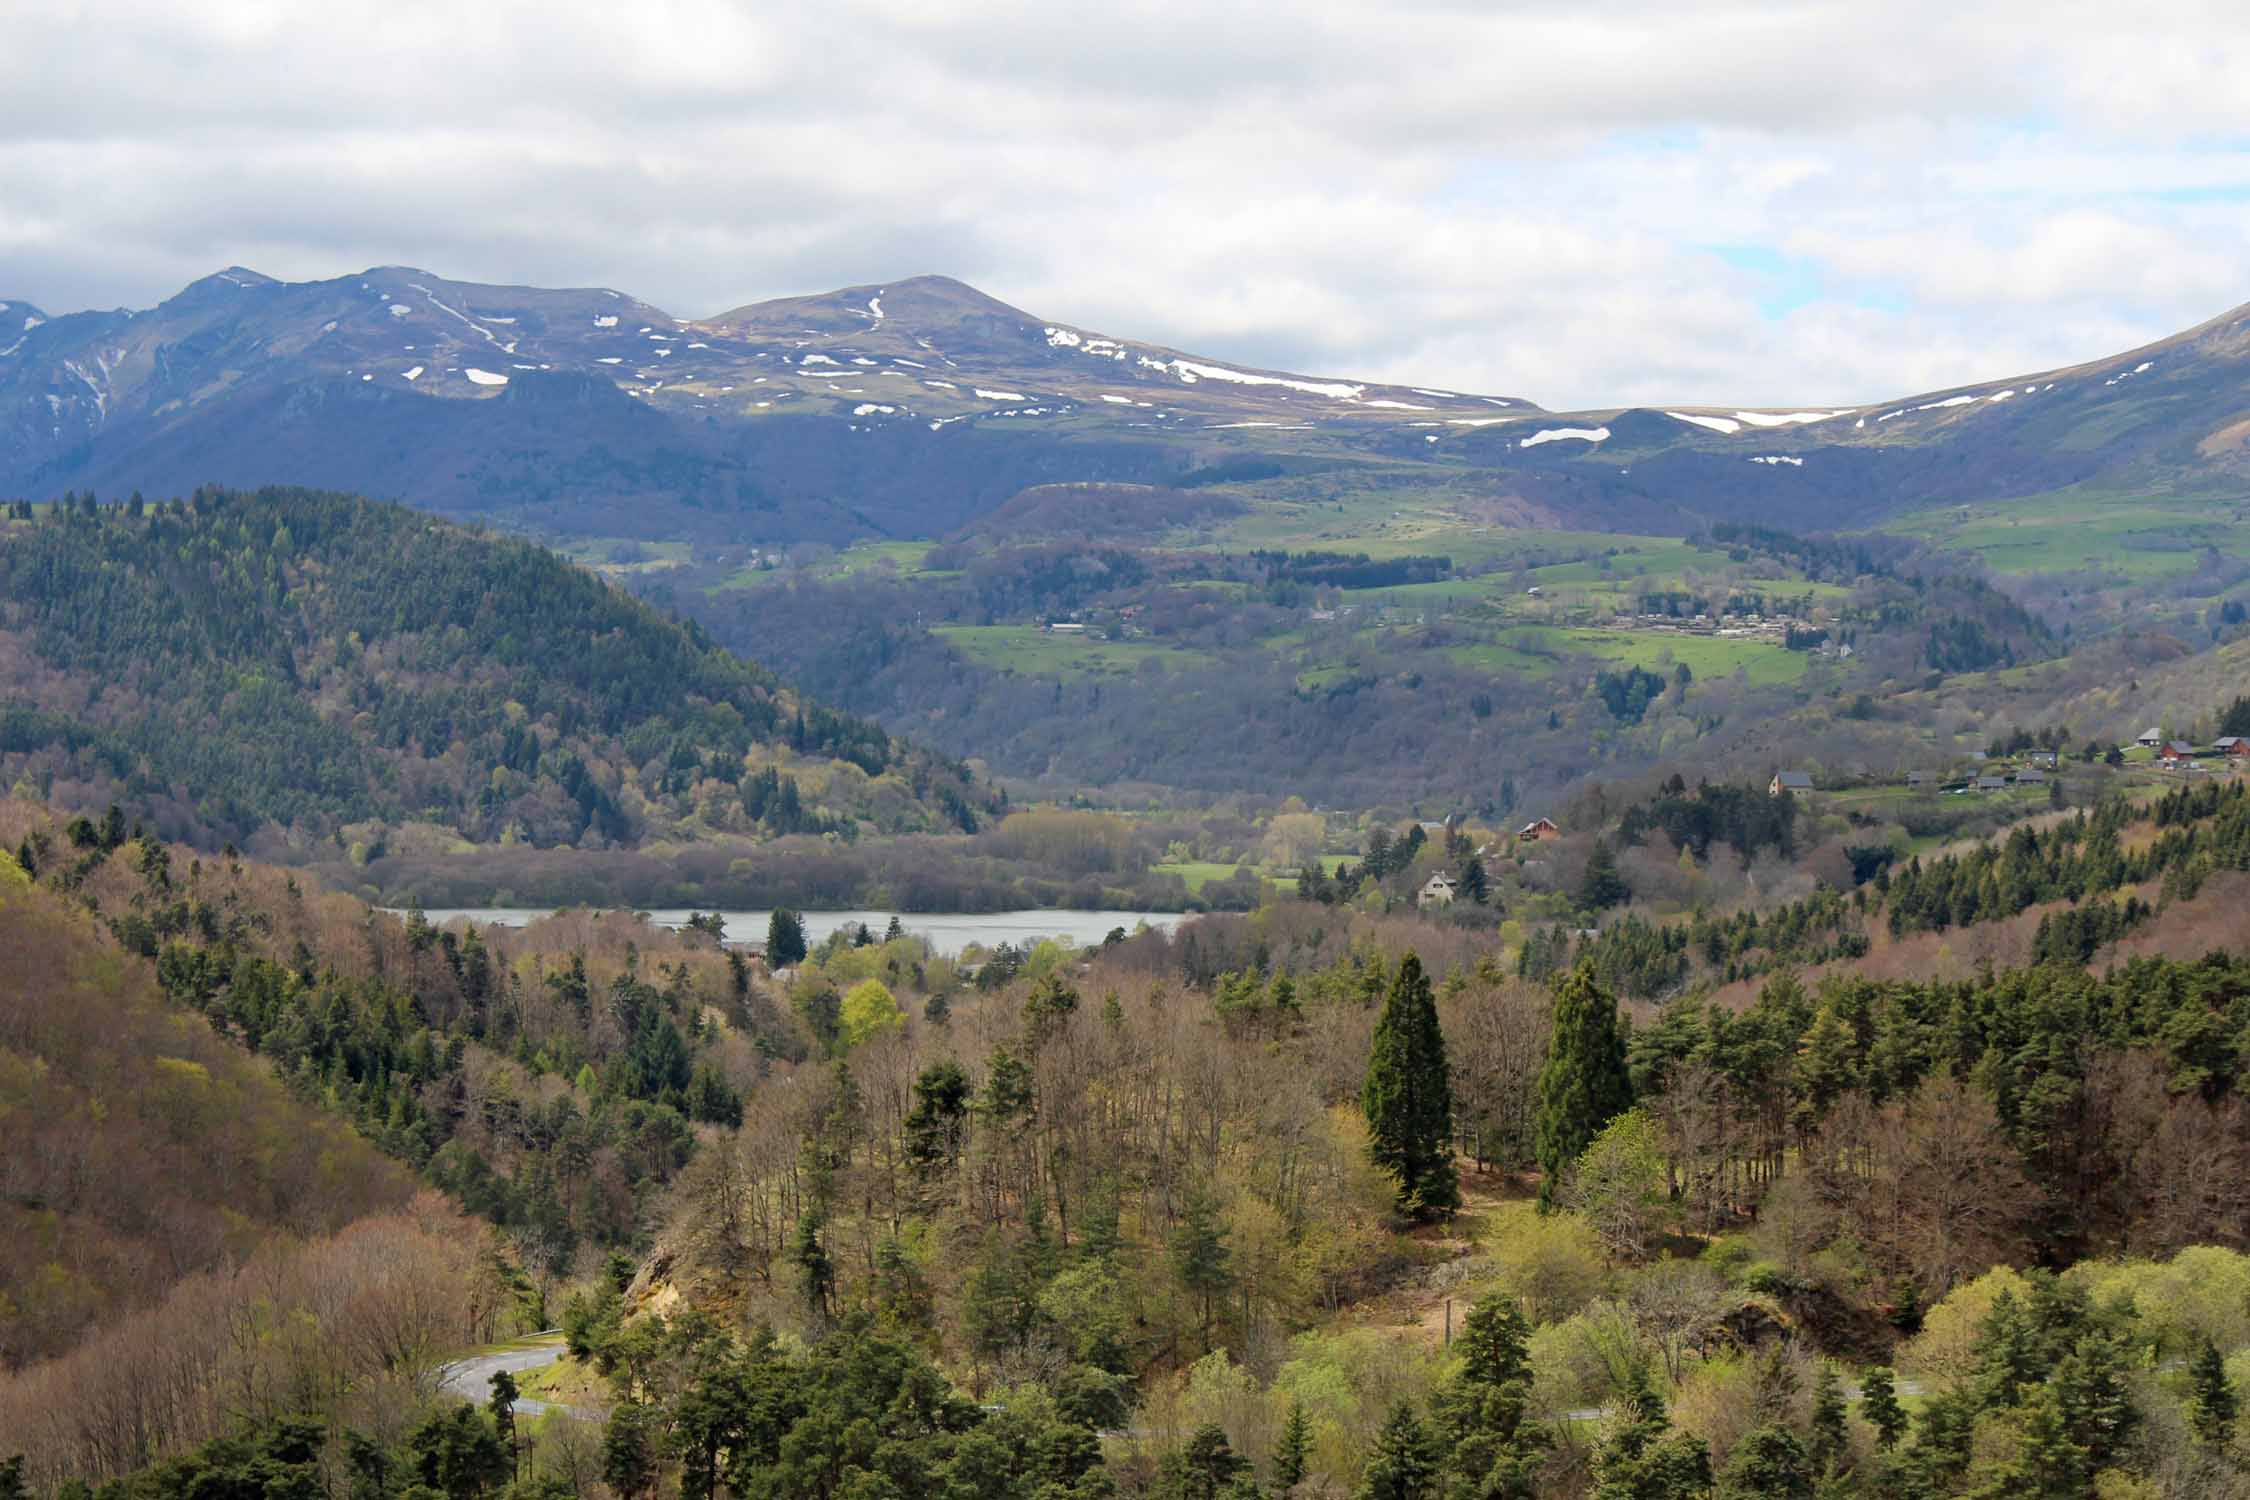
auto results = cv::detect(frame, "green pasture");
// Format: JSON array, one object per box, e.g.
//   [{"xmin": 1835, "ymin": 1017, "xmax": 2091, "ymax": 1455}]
[
  {"xmin": 1885, "ymin": 488, "xmax": 2250, "ymax": 582},
  {"xmin": 1450, "ymin": 625, "xmax": 1811, "ymax": 685}
]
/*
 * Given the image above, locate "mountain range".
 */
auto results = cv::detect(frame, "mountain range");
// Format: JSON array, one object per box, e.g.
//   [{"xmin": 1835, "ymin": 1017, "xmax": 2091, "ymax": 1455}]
[{"xmin": 9, "ymin": 266, "xmax": 2249, "ymax": 543}]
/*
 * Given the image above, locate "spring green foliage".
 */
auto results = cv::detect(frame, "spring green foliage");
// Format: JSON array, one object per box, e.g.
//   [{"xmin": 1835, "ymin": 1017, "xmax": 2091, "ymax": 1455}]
[
  {"xmin": 1535, "ymin": 963, "xmax": 1633, "ymax": 1208},
  {"xmin": 839, "ymin": 977, "xmax": 904, "ymax": 1047},
  {"xmin": 1360, "ymin": 953, "xmax": 1459, "ymax": 1219}
]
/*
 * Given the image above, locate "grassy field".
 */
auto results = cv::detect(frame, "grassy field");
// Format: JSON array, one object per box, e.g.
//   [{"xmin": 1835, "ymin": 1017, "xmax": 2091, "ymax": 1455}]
[
  {"xmin": 1885, "ymin": 487, "xmax": 2250, "ymax": 582},
  {"xmin": 1154, "ymin": 860, "xmax": 1254, "ymax": 893},
  {"xmin": 934, "ymin": 624, "xmax": 1215, "ymax": 678},
  {"xmin": 1156, "ymin": 853, "xmax": 1348, "ymax": 894},
  {"xmin": 559, "ymin": 538, "xmax": 696, "ymax": 576},
  {"xmin": 1445, "ymin": 625, "xmax": 1811, "ymax": 684}
]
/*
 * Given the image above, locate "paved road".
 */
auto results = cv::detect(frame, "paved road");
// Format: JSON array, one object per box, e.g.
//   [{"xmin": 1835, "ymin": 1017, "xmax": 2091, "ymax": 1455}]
[{"xmin": 435, "ymin": 1332, "xmax": 587, "ymax": 1418}]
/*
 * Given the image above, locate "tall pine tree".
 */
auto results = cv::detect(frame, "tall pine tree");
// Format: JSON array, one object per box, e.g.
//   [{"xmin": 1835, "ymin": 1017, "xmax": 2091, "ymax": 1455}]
[
  {"xmin": 1272, "ymin": 1401, "xmax": 1311, "ymax": 1493},
  {"xmin": 1361, "ymin": 953, "xmax": 1459, "ymax": 1219},
  {"xmin": 1432, "ymin": 1294, "xmax": 1547, "ymax": 1499},
  {"xmin": 2191, "ymin": 1335, "xmax": 2238, "ymax": 1447},
  {"xmin": 1357, "ymin": 1402, "xmax": 1439, "ymax": 1500},
  {"xmin": 1535, "ymin": 962, "xmax": 1633, "ymax": 1209}
]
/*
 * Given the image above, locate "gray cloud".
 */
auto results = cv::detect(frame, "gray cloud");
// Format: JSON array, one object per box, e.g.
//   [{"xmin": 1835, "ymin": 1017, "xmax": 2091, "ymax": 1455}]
[{"xmin": 6, "ymin": 0, "xmax": 2250, "ymax": 407}]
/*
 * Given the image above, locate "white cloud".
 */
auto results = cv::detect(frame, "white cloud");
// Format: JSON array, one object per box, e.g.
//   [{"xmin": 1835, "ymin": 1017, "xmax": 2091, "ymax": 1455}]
[{"xmin": 6, "ymin": 1, "xmax": 2250, "ymax": 408}]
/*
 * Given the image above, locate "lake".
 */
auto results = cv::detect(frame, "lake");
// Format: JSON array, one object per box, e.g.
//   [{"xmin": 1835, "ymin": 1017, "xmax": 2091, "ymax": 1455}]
[{"xmin": 408, "ymin": 907, "xmax": 1188, "ymax": 957}]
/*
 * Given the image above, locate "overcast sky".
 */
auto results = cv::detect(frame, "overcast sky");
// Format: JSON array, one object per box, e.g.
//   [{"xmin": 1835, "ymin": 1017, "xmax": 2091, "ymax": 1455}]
[{"xmin": 8, "ymin": 0, "xmax": 2250, "ymax": 408}]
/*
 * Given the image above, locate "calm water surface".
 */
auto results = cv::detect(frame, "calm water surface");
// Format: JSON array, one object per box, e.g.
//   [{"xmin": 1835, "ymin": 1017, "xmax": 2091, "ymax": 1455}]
[{"xmin": 409, "ymin": 907, "xmax": 1186, "ymax": 956}]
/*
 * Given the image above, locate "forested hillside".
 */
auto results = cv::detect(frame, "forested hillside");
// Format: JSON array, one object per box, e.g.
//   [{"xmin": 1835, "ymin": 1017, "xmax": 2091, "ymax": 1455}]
[
  {"xmin": 13, "ymin": 744, "xmax": 2250, "ymax": 1497},
  {"xmin": 0, "ymin": 845, "xmax": 421, "ymax": 1367},
  {"xmin": 0, "ymin": 488, "xmax": 990, "ymax": 852}
]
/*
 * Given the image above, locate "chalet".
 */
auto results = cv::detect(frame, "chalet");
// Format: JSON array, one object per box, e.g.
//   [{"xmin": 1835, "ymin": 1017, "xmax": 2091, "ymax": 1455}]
[
  {"xmin": 2160, "ymin": 741, "xmax": 2196, "ymax": 763},
  {"xmin": 2027, "ymin": 749, "xmax": 2060, "ymax": 767},
  {"xmin": 1418, "ymin": 873, "xmax": 1457, "ymax": 909},
  {"xmin": 1516, "ymin": 817, "xmax": 1560, "ymax": 841},
  {"xmin": 1770, "ymin": 771, "xmax": 1814, "ymax": 797},
  {"xmin": 1975, "ymin": 775, "xmax": 2009, "ymax": 792},
  {"xmin": 2217, "ymin": 736, "xmax": 2249, "ymax": 758},
  {"xmin": 1907, "ymin": 771, "xmax": 1930, "ymax": 788},
  {"xmin": 2014, "ymin": 768, "xmax": 2047, "ymax": 785},
  {"xmin": 2136, "ymin": 728, "xmax": 2165, "ymax": 748}
]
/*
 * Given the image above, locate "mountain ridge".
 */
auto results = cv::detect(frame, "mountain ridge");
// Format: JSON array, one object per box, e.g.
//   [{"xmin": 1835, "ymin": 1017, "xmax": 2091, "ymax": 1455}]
[{"xmin": 5, "ymin": 265, "xmax": 2249, "ymax": 546}]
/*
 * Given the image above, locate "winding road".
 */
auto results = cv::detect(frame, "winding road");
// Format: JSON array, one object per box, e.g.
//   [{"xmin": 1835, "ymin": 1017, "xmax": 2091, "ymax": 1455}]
[{"xmin": 435, "ymin": 1333, "xmax": 589, "ymax": 1418}]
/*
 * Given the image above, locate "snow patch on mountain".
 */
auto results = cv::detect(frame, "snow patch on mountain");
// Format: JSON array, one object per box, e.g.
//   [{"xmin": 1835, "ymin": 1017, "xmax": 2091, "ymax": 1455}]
[
  {"xmin": 464, "ymin": 368, "xmax": 508, "ymax": 386},
  {"xmin": 1667, "ymin": 411, "xmax": 1741, "ymax": 435},
  {"xmin": 1520, "ymin": 426, "xmax": 1609, "ymax": 448},
  {"xmin": 1156, "ymin": 357, "xmax": 1364, "ymax": 400},
  {"xmin": 1733, "ymin": 409, "xmax": 1851, "ymax": 428}
]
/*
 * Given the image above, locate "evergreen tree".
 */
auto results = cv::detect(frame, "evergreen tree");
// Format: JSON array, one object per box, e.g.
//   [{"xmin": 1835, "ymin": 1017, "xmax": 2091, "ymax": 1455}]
[
  {"xmin": 1357, "ymin": 1402, "xmax": 1439, "ymax": 1500},
  {"xmin": 1579, "ymin": 839, "xmax": 1629, "ymax": 910},
  {"xmin": 2052, "ymin": 1329, "xmax": 2137, "ymax": 1471},
  {"xmin": 601, "ymin": 1403, "xmax": 657, "ymax": 1500},
  {"xmin": 1272, "ymin": 1401, "xmax": 1311, "ymax": 1492},
  {"xmin": 1806, "ymin": 1364, "xmax": 1847, "ymax": 1476},
  {"xmin": 1164, "ymin": 1424, "xmax": 1254, "ymax": 1500},
  {"xmin": 767, "ymin": 909, "xmax": 808, "ymax": 968},
  {"xmin": 487, "ymin": 1370, "xmax": 519, "ymax": 1479},
  {"xmin": 1590, "ymin": 1364, "xmax": 1709, "ymax": 1500},
  {"xmin": 1360, "ymin": 953, "xmax": 1459, "ymax": 1219},
  {"xmin": 1170, "ymin": 1190, "xmax": 1235, "ymax": 1352},
  {"xmin": 1860, "ymin": 1367, "xmax": 1907, "ymax": 1450},
  {"xmin": 2192, "ymin": 1335, "xmax": 2238, "ymax": 1447},
  {"xmin": 1718, "ymin": 1427, "xmax": 1810, "ymax": 1500},
  {"xmin": 406, "ymin": 1404, "xmax": 511, "ymax": 1500},
  {"xmin": 1459, "ymin": 854, "xmax": 1489, "ymax": 905},
  {"xmin": 1535, "ymin": 963, "xmax": 1633, "ymax": 1208},
  {"xmin": 1432, "ymin": 1294, "xmax": 1547, "ymax": 1499},
  {"xmin": 792, "ymin": 1212, "xmax": 834, "ymax": 1322}
]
